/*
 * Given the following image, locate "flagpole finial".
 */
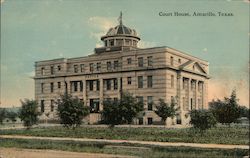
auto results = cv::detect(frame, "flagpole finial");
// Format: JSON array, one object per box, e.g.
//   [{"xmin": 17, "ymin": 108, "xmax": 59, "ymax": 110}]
[{"xmin": 119, "ymin": 11, "xmax": 123, "ymax": 25}]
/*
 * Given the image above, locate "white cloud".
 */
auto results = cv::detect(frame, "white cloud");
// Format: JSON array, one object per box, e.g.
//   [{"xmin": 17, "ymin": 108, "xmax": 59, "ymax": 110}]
[
  {"xmin": 88, "ymin": 16, "xmax": 116, "ymax": 31},
  {"xmin": 25, "ymin": 71, "xmax": 35, "ymax": 77},
  {"xmin": 203, "ymin": 48, "xmax": 208, "ymax": 53},
  {"xmin": 59, "ymin": 53, "xmax": 64, "ymax": 57},
  {"xmin": 138, "ymin": 41, "xmax": 157, "ymax": 48},
  {"xmin": 243, "ymin": 0, "xmax": 249, "ymax": 3},
  {"xmin": 88, "ymin": 16, "xmax": 116, "ymax": 47}
]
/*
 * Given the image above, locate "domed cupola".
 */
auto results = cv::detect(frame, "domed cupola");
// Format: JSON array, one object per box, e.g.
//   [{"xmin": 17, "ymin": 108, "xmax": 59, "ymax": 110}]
[{"xmin": 95, "ymin": 12, "xmax": 140, "ymax": 54}]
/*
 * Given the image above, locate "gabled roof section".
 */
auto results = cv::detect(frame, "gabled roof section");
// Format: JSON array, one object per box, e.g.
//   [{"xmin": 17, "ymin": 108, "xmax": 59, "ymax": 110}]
[{"xmin": 179, "ymin": 60, "xmax": 207, "ymax": 74}]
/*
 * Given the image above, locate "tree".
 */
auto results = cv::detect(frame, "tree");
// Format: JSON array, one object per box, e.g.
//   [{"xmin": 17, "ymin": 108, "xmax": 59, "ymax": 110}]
[
  {"xmin": 0, "ymin": 109, "xmax": 6, "ymax": 124},
  {"xmin": 190, "ymin": 109, "xmax": 217, "ymax": 134},
  {"xmin": 101, "ymin": 92, "xmax": 144, "ymax": 127},
  {"xmin": 19, "ymin": 99, "xmax": 40, "ymax": 129},
  {"xmin": 155, "ymin": 98, "xmax": 178, "ymax": 126},
  {"xmin": 120, "ymin": 92, "xmax": 144, "ymax": 124},
  {"xmin": 102, "ymin": 99, "xmax": 122, "ymax": 127},
  {"xmin": 209, "ymin": 90, "xmax": 241, "ymax": 126},
  {"xmin": 57, "ymin": 94, "xmax": 89, "ymax": 129}
]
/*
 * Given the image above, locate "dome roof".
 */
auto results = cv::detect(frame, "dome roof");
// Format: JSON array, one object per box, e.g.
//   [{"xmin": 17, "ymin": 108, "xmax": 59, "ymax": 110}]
[
  {"xmin": 106, "ymin": 24, "xmax": 138, "ymax": 37},
  {"xmin": 101, "ymin": 12, "xmax": 140, "ymax": 40}
]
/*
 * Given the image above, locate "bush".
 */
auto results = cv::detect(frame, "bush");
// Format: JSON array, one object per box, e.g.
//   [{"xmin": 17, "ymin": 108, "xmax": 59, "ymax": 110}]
[
  {"xmin": 238, "ymin": 106, "xmax": 249, "ymax": 120},
  {"xmin": 6, "ymin": 111, "xmax": 18, "ymax": 122},
  {"xmin": 190, "ymin": 109, "xmax": 217, "ymax": 134},
  {"xmin": 57, "ymin": 94, "xmax": 89, "ymax": 129}
]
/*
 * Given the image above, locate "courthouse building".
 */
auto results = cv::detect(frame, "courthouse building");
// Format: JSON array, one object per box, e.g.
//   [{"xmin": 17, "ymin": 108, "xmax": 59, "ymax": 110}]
[{"xmin": 34, "ymin": 13, "xmax": 209, "ymax": 125}]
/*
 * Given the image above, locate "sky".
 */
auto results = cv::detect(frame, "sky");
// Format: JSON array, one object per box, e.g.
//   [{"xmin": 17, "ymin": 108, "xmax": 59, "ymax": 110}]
[{"xmin": 0, "ymin": 0, "xmax": 249, "ymax": 107}]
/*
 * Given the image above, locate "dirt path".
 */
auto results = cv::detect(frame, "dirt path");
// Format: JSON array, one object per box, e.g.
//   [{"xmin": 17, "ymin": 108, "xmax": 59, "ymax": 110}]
[
  {"xmin": 0, "ymin": 148, "xmax": 137, "ymax": 158},
  {"xmin": 0, "ymin": 135, "xmax": 248, "ymax": 150}
]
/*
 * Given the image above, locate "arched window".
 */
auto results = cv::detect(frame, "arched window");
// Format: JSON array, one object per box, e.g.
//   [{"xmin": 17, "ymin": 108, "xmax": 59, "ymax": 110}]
[{"xmin": 170, "ymin": 56, "xmax": 174, "ymax": 66}]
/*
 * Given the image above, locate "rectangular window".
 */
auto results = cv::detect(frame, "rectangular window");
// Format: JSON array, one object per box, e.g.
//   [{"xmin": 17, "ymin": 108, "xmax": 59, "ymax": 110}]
[
  {"xmin": 50, "ymin": 100, "xmax": 54, "ymax": 112},
  {"xmin": 41, "ymin": 83, "xmax": 44, "ymax": 93},
  {"xmin": 127, "ymin": 77, "xmax": 132, "ymax": 85},
  {"xmin": 133, "ymin": 40, "xmax": 137, "ymax": 47},
  {"xmin": 191, "ymin": 98, "xmax": 193, "ymax": 110},
  {"xmin": 90, "ymin": 99, "xmax": 100, "ymax": 113},
  {"xmin": 139, "ymin": 118, "xmax": 143, "ymax": 125},
  {"xmin": 117, "ymin": 39, "xmax": 123, "ymax": 46},
  {"xmin": 57, "ymin": 99, "xmax": 60, "ymax": 106},
  {"xmin": 147, "ymin": 76, "xmax": 153, "ymax": 88},
  {"xmin": 110, "ymin": 39, "xmax": 114, "ymax": 46},
  {"xmin": 106, "ymin": 80, "xmax": 111, "ymax": 90},
  {"xmin": 147, "ymin": 56, "xmax": 153, "ymax": 67},
  {"xmin": 114, "ymin": 61, "xmax": 119, "ymax": 69},
  {"xmin": 50, "ymin": 66, "xmax": 54, "ymax": 75},
  {"xmin": 74, "ymin": 82, "xmax": 78, "ymax": 92},
  {"xmin": 147, "ymin": 96, "xmax": 153, "ymax": 111},
  {"xmin": 136, "ymin": 96, "xmax": 144, "ymax": 104},
  {"xmin": 176, "ymin": 114, "xmax": 182, "ymax": 124},
  {"xmin": 41, "ymin": 67, "xmax": 45, "ymax": 75},
  {"xmin": 80, "ymin": 81, "xmax": 83, "ymax": 92},
  {"xmin": 127, "ymin": 58, "xmax": 132, "ymax": 64},
  {"xmin": 148, "ymin": 117, "xmax": 153, "ymax": 125},
  {"xmin": 50, "ymin": 82, "xmax": 54, "ymax": 93},
  {"xmin": 57, "ymin": 65, "xmax": 61, "ymax": 71},
  {"xmin": 113, "ymin": 78, "xmax": 118, "ymax": 90},
  {"xmin": 183, "ymin": 78, "xmax": 186, "ymax": 89},
  {"xmin": 89, "ymin": 63, "xmax": 94, "ymax": 72},
  {"xmin": 41, "ymin": 100, "xmax": 44, "ymax": 113},
  {"xmin": 125, "ymin": 39, "xmax": 130, "ymax": 46},
  {"xmin": 58, "ymin": 82, "xmax": 61, "ymax": 89},
  {"xmin": 96, "ymin": 80, "xmax": 100, "ymax": 91},
  {"xmin": 80, "ymin": 64, "xmax": 84, "ymax": 72},
  {"xmin": 89, "ymin": 81, "xmax": 94, "ymax": 91},
  {"xmin": 97, "ymin": 62, "xmax": 101, "ymax": 71},
  {"xmin": 171, "ymin": 75, "xmax": 174, "ymax": 88},
  {"xmin": 74, "ymin": 65, "xmax": 78, "ymax": 73},
  {"xmin": 138, "ymin": 57, "xmax": 143, "ymax": 67},
  {"xmin": 171, "ymin": 96, "xmax": 174, "ymax": 104},
  {"xmin": 107, "ymin": 61, "xmax": 112, "ymax": 70},
  {"xmin": 138, "ymin": 76, "xmax": 143, "ymax": 88}
]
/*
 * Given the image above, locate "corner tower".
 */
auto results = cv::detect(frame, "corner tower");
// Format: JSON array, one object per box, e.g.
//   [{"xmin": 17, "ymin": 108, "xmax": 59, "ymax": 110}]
[{"xmin": 95, "ymin": 12, "xmax": 140, "ymax": 54}]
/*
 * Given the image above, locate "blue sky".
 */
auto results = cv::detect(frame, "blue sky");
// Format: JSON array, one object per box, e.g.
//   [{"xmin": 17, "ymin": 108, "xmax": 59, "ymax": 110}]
[{"xmin": 1, "ymin": 0, "xmax": 249, "ymax": 107}]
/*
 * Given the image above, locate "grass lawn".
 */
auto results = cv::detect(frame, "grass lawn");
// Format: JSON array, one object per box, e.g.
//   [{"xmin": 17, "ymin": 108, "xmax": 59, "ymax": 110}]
[
  {"xmin": 0, "ymin": 126, "xmax": 249, "ymax": 145},
  {"xmin": 0, "ymin": 138, "xmax": 248, "ymax": 158}
]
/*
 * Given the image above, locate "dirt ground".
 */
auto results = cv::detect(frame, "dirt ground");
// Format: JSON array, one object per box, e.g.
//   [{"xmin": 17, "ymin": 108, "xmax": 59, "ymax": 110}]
[{"xmin": 0, "ymin": 148, "xmax": 137, "ymax": 158}]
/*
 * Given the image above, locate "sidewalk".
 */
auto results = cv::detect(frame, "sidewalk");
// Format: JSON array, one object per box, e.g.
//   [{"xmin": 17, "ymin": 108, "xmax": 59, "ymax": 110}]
[{"xmin": 0, "ymin": 135, "xmax": 248, "ymax": 150}]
